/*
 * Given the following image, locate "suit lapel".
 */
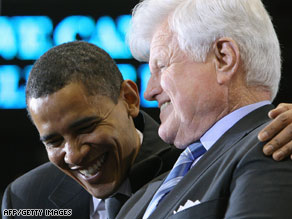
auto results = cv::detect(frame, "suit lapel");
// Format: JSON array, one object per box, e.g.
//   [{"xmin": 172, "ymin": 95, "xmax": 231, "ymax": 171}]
[
  {"xmin": 125, "ymin": 179, "xmax": 165, "ymax": 219},
  {"xmin": 105, "ymin": 193, "xmax": 130, "ymax": 219},
  {"xmin": 49, "ymin": 174, "xmax": 90, "ymax": 218},
  {"xmin": 149, "ymin": 105, "xmax": 274, "ymax": 218},
  {"xmin": 130, "ymin": 111, "xmax": 177, "ymax": 193},
  {"xmin": 133, "ymin": 111, "xmax": 173, "ymax": 164},
  {"xmin": 130, "ymin": 155, "xmax": 165, "ymax": 192}
]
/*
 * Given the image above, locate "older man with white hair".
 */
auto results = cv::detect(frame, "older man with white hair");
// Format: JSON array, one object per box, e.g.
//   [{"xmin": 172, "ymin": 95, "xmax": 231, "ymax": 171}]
[{"xmin": 117, "ymin": 0, "xmax": 292, "ymax": 218}]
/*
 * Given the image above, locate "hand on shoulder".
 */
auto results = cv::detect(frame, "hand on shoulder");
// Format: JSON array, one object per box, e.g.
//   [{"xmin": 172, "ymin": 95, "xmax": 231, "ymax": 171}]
[{"xmin": 258, "ymin": 103, "xmax": 292, "ymax": 160}]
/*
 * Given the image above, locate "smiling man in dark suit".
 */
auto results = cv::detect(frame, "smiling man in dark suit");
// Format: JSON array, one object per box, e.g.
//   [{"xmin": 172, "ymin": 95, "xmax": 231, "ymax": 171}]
[
  {"xmin": 116, "ymin": 0, "xmax": 292, "ymax": 218},
  {"xmin": 1, "ymin": 41, "xmax": 181, "ymax": 219}
]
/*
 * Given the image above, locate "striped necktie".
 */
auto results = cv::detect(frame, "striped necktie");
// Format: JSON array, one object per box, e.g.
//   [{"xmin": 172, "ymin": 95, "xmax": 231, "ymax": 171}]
[{"xmin": 143, "ymin": 141, "xmax": 206, "ymax": 219}]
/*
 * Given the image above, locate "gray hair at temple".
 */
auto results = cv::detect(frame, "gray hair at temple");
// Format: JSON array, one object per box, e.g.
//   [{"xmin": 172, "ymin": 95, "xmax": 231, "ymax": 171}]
[{"xmin": 127, "ymin": 0, "xmax": 281, "ymax": 100}]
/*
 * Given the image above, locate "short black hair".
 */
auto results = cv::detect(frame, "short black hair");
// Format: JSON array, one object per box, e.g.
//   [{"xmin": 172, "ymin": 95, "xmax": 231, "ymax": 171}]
[{"xmin": 26, "ymin": 41, "xmax": 124, "ymax": 105}]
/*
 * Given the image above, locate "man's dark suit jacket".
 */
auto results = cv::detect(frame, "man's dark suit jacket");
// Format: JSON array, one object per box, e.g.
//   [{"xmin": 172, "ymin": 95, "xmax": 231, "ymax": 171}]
[
  {"xmin": 2, "ymin": 111, "xmax": 181, "ymax": 219},
  {"xmin": 117, "ymin": 105, "xmax": 292, "ymax": 219}
]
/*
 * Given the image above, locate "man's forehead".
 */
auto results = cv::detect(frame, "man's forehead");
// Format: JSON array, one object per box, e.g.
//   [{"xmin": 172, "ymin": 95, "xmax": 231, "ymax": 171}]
[
  {"xmin": 151, "ymin": 22, "xmax": 173, "ymax": 45},
  {"xmin": 150, "ymin": 23, "xmax": 182, "ymax": 64},
  {"xmin": 150, "ymin": 25, "xmax": 171, "ymax": 59},
  {"xmin": 28, "ymin": 96, "xmax": 50, "ymax": 114}
]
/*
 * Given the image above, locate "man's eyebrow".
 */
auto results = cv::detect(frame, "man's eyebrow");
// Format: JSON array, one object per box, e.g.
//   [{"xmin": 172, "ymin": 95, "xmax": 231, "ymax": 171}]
[
  {"xmin": 40, "ymin": 116, "xmax": 100, "ymax": 142},
  {"xmin": 40, "ymin": 133, "xmax": 59, "ymax": 142},
  {"xmin": 68, "ymin": 116, "xmax": 100, "ymax": 130}
]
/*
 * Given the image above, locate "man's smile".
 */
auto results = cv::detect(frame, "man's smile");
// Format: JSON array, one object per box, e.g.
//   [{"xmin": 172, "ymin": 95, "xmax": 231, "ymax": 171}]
[
  {"xmin": 68, "ymin": 151, "xmax": 109, "ymax": 184},
  {"xmin": 160, "ymin": 101, "xmax": 171, "ymax": 111}
]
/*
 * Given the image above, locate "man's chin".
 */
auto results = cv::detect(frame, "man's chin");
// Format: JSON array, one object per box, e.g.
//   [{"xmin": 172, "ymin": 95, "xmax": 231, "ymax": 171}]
[
  {"xmin": 173, "ymin": 139, "xmax": 189, "ymax": 149},
  {"xmin": 77, "ymin": 178, "xmax": 117, "ymax": 199},
  {"xmin": 174, "ymin": 131, "xmax": 201, "ymax": 150},
  {"xmin": 158, "ymin": 126, "xmax": 176, "ymax": 145},
  {"xmin": 89, "ymin": 185, "xmax": 116, "ymax": 199},
  {"xmin": 171, "ymin": 128, "xmax": 196, "ymax": 149}
]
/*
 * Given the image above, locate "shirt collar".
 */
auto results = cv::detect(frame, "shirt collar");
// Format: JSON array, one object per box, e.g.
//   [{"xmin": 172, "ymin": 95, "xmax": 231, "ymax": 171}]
[
  {"xmin": 200, "ymin": 101, "xmax": 271, "ymax": 151},
  {"xmin": 91, "ymin": 178, "xmax": 132, "ymax": 217},
  {"xmin": 90, "ymin": 196, "xmax": 105, "ymax": 217},
  {"xmin": 136, "ymin": 128, "xmax": 143, "ymax": 145}
]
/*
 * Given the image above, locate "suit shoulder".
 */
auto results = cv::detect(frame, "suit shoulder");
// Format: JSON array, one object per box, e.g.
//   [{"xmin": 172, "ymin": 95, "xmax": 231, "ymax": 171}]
[
  {"xmin": 2, "ymin": 162, "xmax": 68, "ymax": 210},
  {"xmin": 9, "ymin": 162, "xmax": 64, "ymax": 196},
  {"xmin": 229, "ymin": 121, "xmax": 292, "ymax": 179}
]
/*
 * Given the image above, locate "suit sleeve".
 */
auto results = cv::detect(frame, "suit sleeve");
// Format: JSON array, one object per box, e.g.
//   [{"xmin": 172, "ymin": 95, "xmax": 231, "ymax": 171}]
[
  {"xmin": 2, "ymin": 184, "xmax": 13, "ymax": 219},
  {"xmin": 224, "ymin": 144, "xmax": 292, "ymax": 219}
]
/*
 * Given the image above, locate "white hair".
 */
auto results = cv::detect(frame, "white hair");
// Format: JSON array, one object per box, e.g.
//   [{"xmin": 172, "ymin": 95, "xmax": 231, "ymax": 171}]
[{"xmin": 128, "ymin": 0, "xmax": 281, "ymax": 100}]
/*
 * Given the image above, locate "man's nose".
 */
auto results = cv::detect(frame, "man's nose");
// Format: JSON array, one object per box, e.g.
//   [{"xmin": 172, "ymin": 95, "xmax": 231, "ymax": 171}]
[
  {"xmin": 144, "ymin": 74, "xmax": 162, "ymax": 101},
  {"xmin": 63, "ymin": 141, "xmax": 90, "ymax": 166}
]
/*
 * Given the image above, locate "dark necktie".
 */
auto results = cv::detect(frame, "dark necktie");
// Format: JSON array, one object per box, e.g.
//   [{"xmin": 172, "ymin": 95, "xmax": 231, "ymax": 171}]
[{"xmin": 105, "ymin": 193, "xmax": 129, "ymax": 219}]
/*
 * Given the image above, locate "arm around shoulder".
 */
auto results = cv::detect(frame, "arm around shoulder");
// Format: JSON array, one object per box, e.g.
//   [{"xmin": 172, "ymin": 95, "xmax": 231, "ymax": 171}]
[{"xmin": 259, "ymin": 103, "xmax": 292, "ymax": 160}]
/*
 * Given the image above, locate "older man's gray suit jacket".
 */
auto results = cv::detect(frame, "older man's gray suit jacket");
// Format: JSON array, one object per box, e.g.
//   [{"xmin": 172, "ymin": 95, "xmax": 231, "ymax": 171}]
[
  {"xmin": 117, "ymin": 105, "xmax": 292, "ymax": 219},
  {"xmin": 2, "ymin": 111, "xmax": 181, "ymax": 219}
]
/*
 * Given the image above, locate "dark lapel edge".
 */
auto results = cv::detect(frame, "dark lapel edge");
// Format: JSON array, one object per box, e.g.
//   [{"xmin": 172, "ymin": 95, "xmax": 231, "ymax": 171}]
[
  {"xmin": 151, "ymin": 104, "xmax": 274, "ymax": 218},
  {"xmin": 123, "ymin": 178, "xmax": 166, "ymax": 219},
  {"xmin": 129, "ymin": 111, "xmax": 174, "ymax": 192},
  {"xmin": 48, "ymin": 174, "xmax": 90, "ymax": 215},
  {"xmin": 134, "ymin": 111, "xmax": 173, "ymax": 161}
]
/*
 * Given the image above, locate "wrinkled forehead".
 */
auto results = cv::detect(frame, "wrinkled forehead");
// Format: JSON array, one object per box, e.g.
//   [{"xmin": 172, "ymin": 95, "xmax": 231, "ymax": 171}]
[
  {"xmin": 151, "ymin": 21, "xmax": 173, "ymax": 46},
  {"xmin": 149, "ymin": 21, "xmax": 183, "ymax": 64}
]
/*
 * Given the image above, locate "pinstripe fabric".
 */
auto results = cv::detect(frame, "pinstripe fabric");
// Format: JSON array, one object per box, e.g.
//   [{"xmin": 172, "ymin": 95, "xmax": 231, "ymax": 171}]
[{"xmin": 143, "ymin": 141, "xmax": 206, "ymax": 218}]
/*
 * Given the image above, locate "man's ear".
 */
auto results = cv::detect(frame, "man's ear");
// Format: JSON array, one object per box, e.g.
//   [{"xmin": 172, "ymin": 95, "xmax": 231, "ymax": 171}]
[
  {"xmin": 213, "ymin": 37, "xmax": 240, "ymax": 85},
  {"xmin": 120, "ymin": 80, "xmax": 140, "ymax": 118}
]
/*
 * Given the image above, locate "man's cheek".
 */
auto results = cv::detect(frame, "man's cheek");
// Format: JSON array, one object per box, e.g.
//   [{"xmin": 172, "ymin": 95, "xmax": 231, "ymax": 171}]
[{"xmin": 47, "ymin": 150, "xmax": 62, "ymax": 166}]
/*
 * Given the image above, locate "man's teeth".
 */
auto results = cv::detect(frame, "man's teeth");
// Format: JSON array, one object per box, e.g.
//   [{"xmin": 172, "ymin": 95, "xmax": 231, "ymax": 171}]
[
  {"xmin": 79, "ymin": 154, "xmax": 106, "ymax": 177},
  {"xmin": 160, "ymin": 101, "xmax": 171, "ymax": 111}
]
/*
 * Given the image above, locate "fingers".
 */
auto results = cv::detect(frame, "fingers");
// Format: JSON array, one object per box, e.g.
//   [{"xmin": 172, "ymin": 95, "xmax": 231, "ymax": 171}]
[
  {"xmin": 261, "ymin": 123, "xmax": 292, "ymax": 160},
  {"xmin": 258, "ymin": 112, "xmax": 292, "ymax": 142},
  {"xmin": 258, "ymin": 103, "xmax": 292, "ymax": 161},
  {"xmin": 271, "ymin": 141, "xmax": 292, "ymax": 161},
  {"xmin": 268, "ymin": 103, "xmax": 292, "ymax": 119}
]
